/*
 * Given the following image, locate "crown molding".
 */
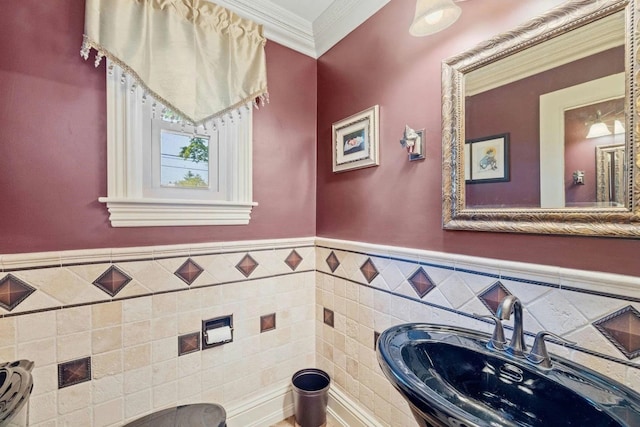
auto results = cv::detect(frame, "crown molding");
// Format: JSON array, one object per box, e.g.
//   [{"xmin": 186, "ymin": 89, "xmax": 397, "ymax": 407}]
[
  {"xmin": 216, "ymin": 0, "xmax": 316, "ymax": 57},
  {"xmin": 216, "ymin": 0, "xmax": 390, "ymax": 58},
  {"xmin": 313, "ymin": 0, "xmax": 390, "ymax": 57},
  {"xmin": 466, "ymin": 11, "xmax": 624, "ymax": 96}
]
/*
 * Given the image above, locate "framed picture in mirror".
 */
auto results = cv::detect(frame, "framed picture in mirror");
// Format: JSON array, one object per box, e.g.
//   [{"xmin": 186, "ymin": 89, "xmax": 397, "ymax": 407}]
[{"xmin": 466, "ymin": 133, "xmax": 510, "ymax": 183}]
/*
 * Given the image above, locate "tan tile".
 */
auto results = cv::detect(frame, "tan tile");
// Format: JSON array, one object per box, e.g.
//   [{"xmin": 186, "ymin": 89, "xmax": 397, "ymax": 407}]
[
  {"xmin": 58, "ymin": 382, "xmax": 92, "ymax": 415},
  {"xmin": 124, "ymin": 389, "xmax": 152, "ymax": 420},
  {"xmin": 152, "ymin": 293, "xmax": 177, "ymax": 317},
  {"xmin": 31, "ymin": 365, "xmax": 58, "ymax": 397},
  {"xmin": 177, "ymin": 371, "xmax": 202, "ymax": 400},
  {"xmin": 0, "ymin": 346, "xmax": 16, "ymax": 364},
  {"xmin": 93, "ymin": 326, "xmax": 123, "ymax": 354},
  {"xmin": 16, "ymin": 311, "xmax": 56, "ymax": 343},
  {"xmin": 152, "ymin": 381, "xmax": 177, "ymax": 409},
  {"xmin": 124, "ymin": 366, "xmax": 152, "ymax": 395},
  {"xmin": 57, "ymin": 331, "xmax": 91, "ymax": 361},
  {"xmin": 93, "ymin": 398, "xmax": 124, "ymax": 427},
  {"xmin": 93, "ymin": 302, "xmax": 122, "ymax": 329},
  {"xmin": 152, "ymin": 337, "xmax": 177, "ymax": 363},
  {"xmin": 29, "ymin": 392, "xmax": 57, "ymax": 425},
  {"xmin": 123, "ymin": 321, "xmax": 151, "ymax": 347},
  {"xmin": 19, "ymin": 268, "xmax": 95, "ymax": 305},
  {"xmin": 0, "ymin": 317, "xmax": 16, "ymax": 347},
  {"xmin": 17, "ymin": 338, "xmax": 56, "ymax": 368},
  {"xmin": 178, "ymin": 311, "xmax": 201, "ymax": 335},
  {"xmin": 177, "ymin": 288, "xmax": 203, "ymax": 313},
  {"xmin": 152, "ymin": 315, "xmax": 178, "ymax": 340},
  {"xmin": 123, "ymin": 297, "xmax": 153, "ymax": 323},
  {"xmin": 93, "ymin": 350, "xmax": 123, "ymax": 379},
  {"xmin": 153, "ymin": 359, "xmax": 177, "ymax": 386},
  {"xmin": 124, "ymin": 344, "xmax": 151, "ymax": 371},
  {"xmin": 93, "ymin": 374, "xmax": 124, "ymax": 404},
  {"xmin": 57, "ymin": 306, "xmax": 91, "ymax": 335}
]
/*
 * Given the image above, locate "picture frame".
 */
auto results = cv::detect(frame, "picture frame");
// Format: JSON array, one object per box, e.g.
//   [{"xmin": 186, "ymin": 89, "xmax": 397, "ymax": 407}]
[
  {"xmin": 465, "ymin": 133, "xmax": 510, "ymax": 183},
  {"xmin": 332, "ymin": 105, "xmax": 379, "ymax": 173}
]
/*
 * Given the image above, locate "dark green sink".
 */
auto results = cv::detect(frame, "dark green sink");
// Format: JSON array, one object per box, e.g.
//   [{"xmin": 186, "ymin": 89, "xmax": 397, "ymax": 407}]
[{"xmin": 377, "ymin": 324, "xmax": 640, "ymax": 427}]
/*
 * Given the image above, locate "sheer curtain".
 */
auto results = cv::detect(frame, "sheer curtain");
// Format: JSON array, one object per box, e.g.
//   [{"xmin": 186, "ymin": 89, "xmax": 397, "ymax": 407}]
[{"xmin": 81, "ymin": 0, "xmax": 268, "ymax": 125}]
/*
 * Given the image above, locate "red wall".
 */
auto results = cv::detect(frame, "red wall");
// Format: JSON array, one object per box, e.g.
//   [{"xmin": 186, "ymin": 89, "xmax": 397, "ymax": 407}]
[
  {"xmin": 564, "ymin": 99, "xmax": 625, "ymax": 205},
  {"xmin": 316, "ymin": 0, "xmax": 640, "ymax": 276},
  {"xmin": 3, "ymin": 0, "xmax": 638, "ymax": 277},
  {"xmin": 0, "ymin": 0, "xmax": 317, "ymax": 253}
]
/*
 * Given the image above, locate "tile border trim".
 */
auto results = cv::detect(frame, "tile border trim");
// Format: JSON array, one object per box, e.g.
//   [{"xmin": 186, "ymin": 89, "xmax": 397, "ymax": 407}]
[
  {"xmin": 0, "ymin": 237, "xmax": 316, "ymax": 271},
  {"xmin": 0, "ymin": 269, "xmax": 314, "ymax": 319},
  {"xmin": 315, "ymin": 237, "xmax": 640, "ymax": 303}
]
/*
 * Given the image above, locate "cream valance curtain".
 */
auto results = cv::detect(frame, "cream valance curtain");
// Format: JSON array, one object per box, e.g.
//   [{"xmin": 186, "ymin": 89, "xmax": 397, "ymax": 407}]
[{"xmin": 81, "ymin": 0, "xmax": 268, "ymax": 125}]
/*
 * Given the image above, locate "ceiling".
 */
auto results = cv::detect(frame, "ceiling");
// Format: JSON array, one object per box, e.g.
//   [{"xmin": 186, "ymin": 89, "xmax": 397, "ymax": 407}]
[
  {"xmin": 268, "ymin": 0, "xmax": 336, "ymax": 22},
  {"xmin": 214, "ymin": 0, "xmax": 391, "ymax": 58}
]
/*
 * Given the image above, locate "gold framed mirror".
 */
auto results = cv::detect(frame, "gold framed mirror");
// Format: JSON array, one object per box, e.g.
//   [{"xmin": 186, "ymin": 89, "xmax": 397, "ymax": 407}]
[{"xmin": 442, "ymin": 0, "xmax": 639, "ymax": 237}]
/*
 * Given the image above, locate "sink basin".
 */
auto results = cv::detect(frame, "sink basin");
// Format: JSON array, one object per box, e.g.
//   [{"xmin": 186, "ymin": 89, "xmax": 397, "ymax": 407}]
[
  {"xmin": 0, "ymin": 360, "xmax": 34, "ymax": 427},
  {"xmin": 377, "ymin": 324, "xmax": 640, "ymax": 427}
]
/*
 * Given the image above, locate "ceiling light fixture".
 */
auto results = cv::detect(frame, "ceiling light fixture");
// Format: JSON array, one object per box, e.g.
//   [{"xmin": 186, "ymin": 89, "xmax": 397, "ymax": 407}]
[
  {"xmin": 614, "ymin": 119, "xmax": 625, "ymax": 135},
  {"xmin": 410, "ymin": 0, "xmax": 462, "ymax": 37},
  {"xmin": 586, "ymin": 111, "xmax": 612, "ymax": 139}
]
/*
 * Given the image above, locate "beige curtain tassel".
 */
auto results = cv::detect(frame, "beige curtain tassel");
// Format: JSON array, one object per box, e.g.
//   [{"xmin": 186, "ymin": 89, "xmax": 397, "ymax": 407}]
[{"xmin": 81, "ymin": 0, "xmax": 268, "ymax": 125}]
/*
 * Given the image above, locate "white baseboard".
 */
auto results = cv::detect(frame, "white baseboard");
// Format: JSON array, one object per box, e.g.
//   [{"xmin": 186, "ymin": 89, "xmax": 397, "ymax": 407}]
[
  {"xmin": 226, "ymin": 381, "xmax": 294, "ymax": 427},
  {"xmin": 327, "ymin": 386, "xmax": 384, "ymax": 427},
  {"xmin": 225, "ymin": 382, "xmax": 382, "ymax": 427}
]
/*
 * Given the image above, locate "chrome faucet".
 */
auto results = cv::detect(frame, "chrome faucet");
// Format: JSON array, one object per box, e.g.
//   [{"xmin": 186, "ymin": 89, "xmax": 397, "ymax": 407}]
[
  {"xmin": 527, "ymin": 331, "xmax": 576, "ymax": 369},
  {"xmin": 496, "ymin": 295, "xmax": 527, "ymax": 357}
]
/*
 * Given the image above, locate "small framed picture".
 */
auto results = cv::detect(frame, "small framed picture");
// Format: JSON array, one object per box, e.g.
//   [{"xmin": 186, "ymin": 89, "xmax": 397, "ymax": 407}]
[
  {"xmin": 332, "ymin": 105, "xmax": 379, "ymax": 173},
  {"xmin": 465, "ymin": 133, "xmax": 510, "ymax": 183}
]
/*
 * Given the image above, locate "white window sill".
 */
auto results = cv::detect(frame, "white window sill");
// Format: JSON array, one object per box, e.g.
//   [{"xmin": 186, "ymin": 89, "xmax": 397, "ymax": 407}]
[{"xmin": 99, "ymin": 197, "xmax": 258, "ymax": 227}]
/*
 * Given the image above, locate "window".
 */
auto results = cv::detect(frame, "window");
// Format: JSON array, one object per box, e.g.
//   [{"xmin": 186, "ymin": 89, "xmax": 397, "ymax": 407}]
[{"xmin": 99, "ymin": 61, "xmax": 256, "ymax": 227}]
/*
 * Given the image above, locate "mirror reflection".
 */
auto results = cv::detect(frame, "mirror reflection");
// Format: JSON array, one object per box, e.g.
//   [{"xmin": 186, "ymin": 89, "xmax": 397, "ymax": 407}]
[
  {"xmin": 442, "ymin": 0, "xmax": 639, "ymax": 237},
  {"xmin": 463, "ymin": 10, "xmax": 626, "ymax": 209}
]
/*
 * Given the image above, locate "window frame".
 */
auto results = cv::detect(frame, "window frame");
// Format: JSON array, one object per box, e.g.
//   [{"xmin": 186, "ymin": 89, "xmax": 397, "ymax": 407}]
[
  {"xmin": 149, "ymin": 119, "xmax": 220, "ymax": 198},
  {"xmin": 99, "ymin": 61, "xmax": 256, "ymax": 227}
]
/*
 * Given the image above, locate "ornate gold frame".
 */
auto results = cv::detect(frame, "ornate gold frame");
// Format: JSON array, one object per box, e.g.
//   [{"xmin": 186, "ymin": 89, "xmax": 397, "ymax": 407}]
[
  {"xmin": 596, "ymin": 143, "xmax": 625, "ymax": 205},
  {"xmin": 442, "ymin": 0, "xmax": 639, "ymax": 237}
]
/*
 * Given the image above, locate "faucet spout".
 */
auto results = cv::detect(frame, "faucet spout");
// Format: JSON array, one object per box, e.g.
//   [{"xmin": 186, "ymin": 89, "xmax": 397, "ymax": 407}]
[{"xmin": 496, "ymin": 295, "xmax": 527, "ymax": 357}]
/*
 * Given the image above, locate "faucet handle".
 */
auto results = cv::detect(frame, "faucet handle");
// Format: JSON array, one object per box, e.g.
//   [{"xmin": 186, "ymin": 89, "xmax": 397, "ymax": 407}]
[
  {"xmin": 474, "ymin": 313, "xmax": 507, "ymax": 351},
  {"xmin": 527, "ymin": 331, "xmax": 576, "ymax": 369}
]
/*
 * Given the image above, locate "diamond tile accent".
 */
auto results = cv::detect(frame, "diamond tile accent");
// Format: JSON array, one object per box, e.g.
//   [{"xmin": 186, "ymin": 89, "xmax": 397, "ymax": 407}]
[
  {"xmin": 326, "ymin": 251, "xmax": 340, "ymax": 273},
  {"xmin": 260, "ymin": 313, "xmax": 276, "ymax": 332},
  {"xmin": 323, "ymin": 308, "xmax": 334, "ymax": 327},
  {"xmin": 58, "ymin": 357, "xmax": 91, "ymax": 389},
  {"xmin": 236, "ymin": 253, "xmax": 259, "ymax": 278},
  {"xmin": 284, "ymin": 250, "xmax": 303, "ymax": 271},
  {"xmin": 175, "ymin": 258, "xmax": 204, "ymax": 285},
  {"xmin": 178, "ymin": 332, "xmax": 200, "ymax": 356},
  {"xmin": 594, "ymin": 305, "xmax": 640, "ymax": 359},
  {"xmin": 93, "ymin": 266, "xmax": 132, "ymax": 297},
  {"xmin": 360, "ymin": 258, "xmax": 379, "ymax": 283},
  {"xmin": 0, "ymin": 274, "xmax": 36, "ymax": 311},
  {"xmin": 408, "ymin": 268, "xmax": 436, "ymax": 298},
  {"xmin": 478, "ymin": 281, "xmax": 512, "ymax": 314}
]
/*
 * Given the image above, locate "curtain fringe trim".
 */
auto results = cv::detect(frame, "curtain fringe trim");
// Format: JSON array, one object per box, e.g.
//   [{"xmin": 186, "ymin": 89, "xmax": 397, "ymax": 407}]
[{"xmin": 80, "ymin": 35, "xmax": 268, "ymax": 127}]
